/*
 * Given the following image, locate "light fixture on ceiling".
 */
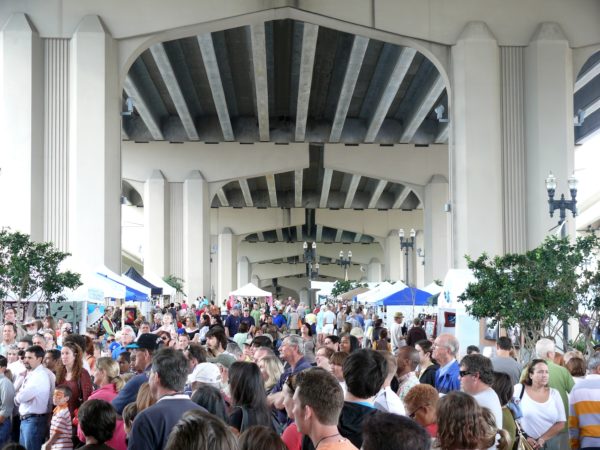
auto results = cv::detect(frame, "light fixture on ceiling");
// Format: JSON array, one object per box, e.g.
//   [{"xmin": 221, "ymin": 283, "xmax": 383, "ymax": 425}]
[{"xmin": 434, "ymin": 105, "xmax": 448, "ymax": 123}]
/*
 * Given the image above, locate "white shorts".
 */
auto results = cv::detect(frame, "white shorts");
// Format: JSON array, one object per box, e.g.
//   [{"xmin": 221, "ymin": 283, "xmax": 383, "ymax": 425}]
[{"xmin": 323, "ymin": 323, "xmax": 334, "ymax": 335}]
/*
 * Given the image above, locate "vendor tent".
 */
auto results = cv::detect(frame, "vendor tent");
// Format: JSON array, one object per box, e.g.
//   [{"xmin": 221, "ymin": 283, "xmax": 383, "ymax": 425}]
[
  {"xmin": 377, "ymin": 287, "xmax": 432, "ymax": 306},
  {"xmin": 361, "ymin": 281, "xmax": 408, "ymax": 304},
  {"xmin": 355, "ymin": 282, "xmax": 392, "ymax": 303},
  {"xmin": 143, "ymin": 272, "xmax": 177, "ymax": 297},
  {"xmin": 229, "ymin": 283, "xmax": 272, "ymax": 297},
  {"xmin": 124, "ymin": 267, "xmax": 162, "ymax": 296},
  {"xmin": 339, "ymin": 286, "xmax": 370, "ymax": 301},
  {"xmin": 96, "ymin": 266, "xmax": 150, "ymax": 301}
]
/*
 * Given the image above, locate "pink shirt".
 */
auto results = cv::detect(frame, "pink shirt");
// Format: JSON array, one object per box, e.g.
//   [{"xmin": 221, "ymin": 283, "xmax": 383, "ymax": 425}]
[{"xmin": 76, "ymin": 384, "xmax": 127, "ymax": 450}]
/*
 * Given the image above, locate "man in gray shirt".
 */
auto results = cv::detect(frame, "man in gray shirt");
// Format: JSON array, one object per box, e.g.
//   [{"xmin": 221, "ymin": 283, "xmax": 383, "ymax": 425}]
[
  {"xmin": 0, "ymin": 355, "xmax": 15, "ymax": 447},
  {"xmin": 490, "ymin": 336, "xmax": 522, "ymax": 385}
]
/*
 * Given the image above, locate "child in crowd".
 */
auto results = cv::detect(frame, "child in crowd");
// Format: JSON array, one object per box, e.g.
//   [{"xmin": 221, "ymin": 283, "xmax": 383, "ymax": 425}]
[
  {"xmin": 44, "ymin": 386, "xmax": 73, "ymax": 450},
  {"xmin": 77, "ymin": 399, "xmax": 118, "ymax": 450}
]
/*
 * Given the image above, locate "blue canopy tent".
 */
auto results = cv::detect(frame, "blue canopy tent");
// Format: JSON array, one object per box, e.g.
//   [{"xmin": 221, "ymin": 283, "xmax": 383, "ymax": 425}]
[
  {"xmin": 124, "ymin": 267, "xmax": 162, "ymax": 296},
  {"xmin": 96, "ymin": 270, "xmax": 150, "ymax": 302},
  {"xmin": 376, "ymin": 287, "xmax": 432, "ymax": 306}
]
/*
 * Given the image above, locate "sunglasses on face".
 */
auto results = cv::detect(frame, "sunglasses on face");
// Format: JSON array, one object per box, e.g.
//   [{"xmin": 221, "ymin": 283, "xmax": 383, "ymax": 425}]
[{"xmin": 459, "ymin": 370, "xmax": 474, "ymax": 378}]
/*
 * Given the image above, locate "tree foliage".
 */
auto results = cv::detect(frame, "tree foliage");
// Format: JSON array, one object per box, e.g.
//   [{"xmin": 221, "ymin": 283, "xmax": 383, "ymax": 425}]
[
  {"xmin": 331, "ymin": 280, "xmax": 368, "ymax": 297},
  {"xmin": 0, "ymin": 229, "xmax": 82, "ymax": 313},
  {"xmin": 163, "ymin": 274, "xmax": 186, "ymax": 297},
  {"xmin": 458, "ymin": 234, "xmax": 600, "ymax": 358}
]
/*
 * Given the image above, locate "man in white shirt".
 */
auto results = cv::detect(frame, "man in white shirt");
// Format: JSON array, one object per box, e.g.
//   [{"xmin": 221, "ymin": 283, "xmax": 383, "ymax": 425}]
[
  {"xmin": 391, "ymin": 312, "xmax": 406, "ymax": 354},
  {"xmin": 322, "ymin": 304, "xmax": 336, "ymax": 335},
  {"xmin": 15, "ymin": 345, "xmax": 51, "ymax": 450},
  {"xmin": 460, "ymin": 354, "xmax": 502, "ymax": 450}
]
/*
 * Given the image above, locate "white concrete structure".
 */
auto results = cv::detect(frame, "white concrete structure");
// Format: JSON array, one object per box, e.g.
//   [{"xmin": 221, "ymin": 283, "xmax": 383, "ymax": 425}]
[{"xmin": 1, "ymin": 0, "xmax": 598, "ymax": 303}]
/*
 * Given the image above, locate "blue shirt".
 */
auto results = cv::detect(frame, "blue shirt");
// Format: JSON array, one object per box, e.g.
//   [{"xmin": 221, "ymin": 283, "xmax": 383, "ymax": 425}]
[
  {"xmin": 112, "ymin": 366, "xmax": 151, "ymax": 414},
  {"xmin": 272, "ymin": 314, "xmax": 286, "ymax": 329},
  {"xmin": 435, "ymin": 359, "xmax": 460, "ymax": 394}
]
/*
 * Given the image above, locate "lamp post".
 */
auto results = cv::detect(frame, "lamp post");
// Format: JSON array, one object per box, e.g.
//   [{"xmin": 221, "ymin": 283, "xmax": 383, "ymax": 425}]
[
  {"xmin": 338, "ymin": 250, "xmax": 352, "ymax": 281},
  {"xmin": 545, "ymin": 172, "xmax": 578, "ymax": 350},
  {"xmin": 303, "ymin": 242, "xmax": 318, "ymax": 308},
  {"xmin": 399, "ymin": 228, "xmax": 416, "ymax": 284},
  {"xmin": 545, "ymin": 172, "xmax": 578, "ymax": 237}
]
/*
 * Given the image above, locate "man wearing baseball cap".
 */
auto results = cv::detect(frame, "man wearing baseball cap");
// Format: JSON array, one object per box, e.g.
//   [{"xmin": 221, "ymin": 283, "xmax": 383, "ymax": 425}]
[{"xmin": 111, "ymin": 333, "xmax": 162, "ymax": 414}]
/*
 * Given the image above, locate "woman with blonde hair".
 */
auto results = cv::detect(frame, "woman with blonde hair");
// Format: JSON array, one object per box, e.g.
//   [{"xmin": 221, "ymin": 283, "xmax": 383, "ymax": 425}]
[
  {"xmin": 77, "ymin": 357, "xmax": 127, "ymax": 450},
  {"xmin": 257, "ymin": 355, "xmax": 283, "ymax": 394},
  {"xmin": 135, "ymin": 382, "xmax": 156, "ymax": 412}
]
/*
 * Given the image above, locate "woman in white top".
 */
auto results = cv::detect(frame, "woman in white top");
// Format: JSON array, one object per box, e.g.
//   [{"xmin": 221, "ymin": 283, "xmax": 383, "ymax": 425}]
[{"xmin": 514, "ymin": 359, "xmax": 566, "ymax": 450}]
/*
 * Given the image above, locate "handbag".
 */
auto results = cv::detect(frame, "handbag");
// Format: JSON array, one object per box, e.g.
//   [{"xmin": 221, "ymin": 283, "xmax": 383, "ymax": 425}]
[{"xmin": 513, "ymin": 420, "xmax": 535, "ymax": 450}]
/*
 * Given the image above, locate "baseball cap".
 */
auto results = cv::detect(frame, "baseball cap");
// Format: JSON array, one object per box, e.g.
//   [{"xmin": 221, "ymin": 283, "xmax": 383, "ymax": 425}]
[
  {"xmin": 187, "ymin": 362, "xmax": 221, "ymax": 387},
  {"xmin": 126, "ymin": 333, "xmax": 162, "ymax": 351},
  {"xmin": 211, "ymin": 353, "xmax": 236, "ymax": 369},
  {"xmin": 350, "ymin": 327, "xmax": 364, "ymax": 338}
]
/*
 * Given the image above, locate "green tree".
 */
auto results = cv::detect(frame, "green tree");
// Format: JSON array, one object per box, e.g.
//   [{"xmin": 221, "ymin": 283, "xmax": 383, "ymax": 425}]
[
  {"xmin": 163, "ymin": 274, "xmax": 186, "ymax": 297},
  {"xmin": 331, "ymin": 280, "xmax": 367, "ymax": 297},
  {"xmin": 458, "ymin": 234, "xmax": 600, "ymax": 360},
  {"xmin": 0, "ymin": 228, "xmax": 82, "ymax": 317}
]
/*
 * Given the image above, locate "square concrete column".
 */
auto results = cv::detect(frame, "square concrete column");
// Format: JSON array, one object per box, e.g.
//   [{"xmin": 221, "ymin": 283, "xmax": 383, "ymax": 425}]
[
  {"xmin": 524, "ymin": 23, "xmax": 574, "ymax": 248},
  {"xmin": 217, "ymin": 228, "xmax": 236, "ymax": 304},
  {"xmin": 424, "ymin": 175, "xmax": 451, "ymax": 283},
  {"xmin": 384, "ymin": 231, "xmax": 402, "ymax": 281},
  {"xmin": 451, "ymin": 21, "xmax": 504, "ymax": 266},
  {"xmin": 237, "ymin": 256, "xmax": 250, "ymax": 288},
  {"xmin": 144, "ymin": 170, "xmax": 169, "ymax": 276},
  {"xmin": 69, "ymin": 15, "xmax": 121, "ymax": 271},
  {"xmin": 183, "ymin": 170, "xmax": 210, "ymax": 300},
  {"xmin": 0, "ymin": 13, "xmax": 43, "ymax": 239}
]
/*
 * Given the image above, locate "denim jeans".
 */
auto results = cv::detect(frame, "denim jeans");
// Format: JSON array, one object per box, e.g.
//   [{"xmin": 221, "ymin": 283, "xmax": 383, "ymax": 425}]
[
  {"xmin": 19, "ymin": 415, "xmax": 47, "ymax": 450},
  {"xmin": 0, "ymin": 418, "xmax": 10, "ymax": 449}
]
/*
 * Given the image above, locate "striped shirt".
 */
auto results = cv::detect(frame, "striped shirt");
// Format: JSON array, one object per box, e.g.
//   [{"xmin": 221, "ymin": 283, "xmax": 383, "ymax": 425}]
[
  {"xmin": 568, "ymin": 374, "xmax": 600, "ymax": 449},
  {"xmin": 50, "ymin": 405, "xmax": 73, "ymax": 450}
]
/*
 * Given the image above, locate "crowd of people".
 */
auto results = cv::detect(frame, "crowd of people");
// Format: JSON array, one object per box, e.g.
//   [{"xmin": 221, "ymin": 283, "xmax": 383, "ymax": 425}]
[{"xmin": 0, "ymin": 298, "xmax": 596, "ymax": 450}]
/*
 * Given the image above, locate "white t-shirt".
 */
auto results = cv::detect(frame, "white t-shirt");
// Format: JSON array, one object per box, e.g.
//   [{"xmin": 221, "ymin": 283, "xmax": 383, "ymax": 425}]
[
  {"xmin": 474, "ymin": 387, "xmax": 503, "ymax": 429},
  {"xmin": 374, "ymin": 386, "xmax": 406, "ymax": 416},
  {"xmin": 513, "ymin": 384, "xmax": 566, "ymax": 439}
]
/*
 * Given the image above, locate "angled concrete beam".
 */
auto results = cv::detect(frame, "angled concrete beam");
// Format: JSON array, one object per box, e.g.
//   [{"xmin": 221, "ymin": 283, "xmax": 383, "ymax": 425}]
[
  {"xmin": 319, "ymin": 168, "xmax": 333, "ymax": 209},
  {"xmin": 295, "ymin": 169, "xmax": 303, "ymax": 207},
  {"xmin": 150, "ymin": 43, "xmax": 199, "ymax": 140},
  {"xmin": 354, "ymin": 232, "xmax": 363, "ymax": 243},
  {"xmin": 580, "ymin": 97, "xmax": 600, "ymax": 121},
  {"xmin": 344, "ymin": 174, "xmax": 361, "ymax": 209},
  {"xmin": 392, "ymin": 186, "xmax": 412, "ymax": 209},
  {"xmin": 365, "ymin": 47, "xmax": 416, "ymax": 143},
  {"xmin": 250, "ymin": 24, "xmax": 269, "ymax": 141},
  {"xmin": 315, "ymin": 224, "xmax": 323, "ymax": 242},
  {"xmin": 276, "ymin": 228, "xmax": 284, "ymax": 242},
  {"xmin": 295, "ymin": 23, "xmax": 319, "ymax": 142},
  {"xmin": 296, "ymin": 225, "xmax": 303, "ymax": 241},
  {"xmin": 575, "ymin": 60, "xmax": 600, "ymax": 93},
  {"xmin": 238, "ymin": 179, "xmax": 253, "ymax": 207},
  {"xmin": 257, "ymin": 231, "xmax": 265, "ymax": 242},
  {"xmin": 123, "ymin": 75, "xmax": 164, "ymax": 140},
  {"xmin": 197, "ymin": 33, "xmax": 234, "ymax": 141},
  {"xmin": 368, "ymin": 180, "xmax": 387, "ymax": 208},
  {"xmin": 266, "ymin": 174, "xmax": 278, "ymax": 207},
  {"xmin": 216, "ymin": 188, "xmax": 229, "ymax": 207},
  {"xmin": 435, "ymin": 123, "xmax": 449, "ymax": 143},
  {"xmin": 330, "ymin": 36, "xmax": 369, "ymax": 142},
  {"xmin": 334, "ymin": 229, "xmax": 343, "ymax": 242},
  {"xmin": 400, "ymin": 75, "xmax": 445, "ymax": 143}
]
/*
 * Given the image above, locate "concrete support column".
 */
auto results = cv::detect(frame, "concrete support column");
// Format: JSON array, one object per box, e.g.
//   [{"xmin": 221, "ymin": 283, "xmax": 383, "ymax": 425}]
[
  {"xmin": 524, "ymin": 23, "xmax": 574, "ymax": 248},
  {"xmin": 367, "ymin": 258, "xmax": 382, "ymax": 283},
  {"xmin": 251, "ymin": 274, "xmax": 260, "ymax": 287},
  {"xmin": 424, "ymin": 175, "xmax": 451, "ymax": 283},
  {"xmin": 183, "ymin": 170, "xmax": 210, "ymax": 300},
  {"xmin": 144, "ymin": 170, "xmax": 169, "ymax": 276},
  {"xmin": 69, "ymin": 15, "xmax": 120, "ymax": 271},
  {"xmin": 217, "ymin": 228, "xmax": 235, "ymax": 303},
  {"xmin": 237, "ymin": 256, "xmax": 250, "ymax": 288},
  {"xmin": 0, "ymin": 14, "xmax": 43, "ymax": 240},
  {"xmin": 384, "ymin": 231, "xmax": 401, "ymax": 281},
  {"xmin": 415, "ymin": 230, "xmax": 425, "ymax": 288},
  {"xmin": 451, "ymin": 22, "xmax": 504, "ymax": 266},
  {"xmin": 299, "ymin": 288, "xmax": 309, "ymax": 305}
]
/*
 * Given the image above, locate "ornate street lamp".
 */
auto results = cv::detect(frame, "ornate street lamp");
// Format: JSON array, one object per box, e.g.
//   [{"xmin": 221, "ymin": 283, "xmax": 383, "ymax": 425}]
[
  {"xmin": 338, "ymin": 250, "xmax": 352, "ymax": 281},
  {"xmin": 399, "ymin": 228, "xmax": 416, "ymax": 284},
  {"xmin": 545, "ymin": 171, "xmax": 578, "ymax": 235}
]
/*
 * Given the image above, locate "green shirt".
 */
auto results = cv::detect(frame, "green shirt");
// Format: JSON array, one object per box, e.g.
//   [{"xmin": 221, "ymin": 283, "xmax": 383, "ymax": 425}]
[{"xmin": 250, "ymin": 309, "xmax": 261, "ymax": 326}]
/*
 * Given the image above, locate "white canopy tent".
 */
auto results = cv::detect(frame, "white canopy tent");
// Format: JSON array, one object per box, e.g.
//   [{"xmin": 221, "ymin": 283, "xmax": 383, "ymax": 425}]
[
  {"xmin": 355, "ymin": 282, "xmax": 391, "ymax": 303},
  {"xmin": 423, "ymin": 282, "xmax": 443, "ymax": 296},
  {"xmin": 229, "ymin": 283, "xmax": 272, "ymax": 297},
  {"xmin": 143, "ymin": 272, "xmax": 177, "ymax": 297},
  {"xmin": 364, "ymin": 281, "xmax": 408, "ymax": 304},
  {"xmin": 96, "ymin": 266, "xmax": 151, "ymax": 298}
]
